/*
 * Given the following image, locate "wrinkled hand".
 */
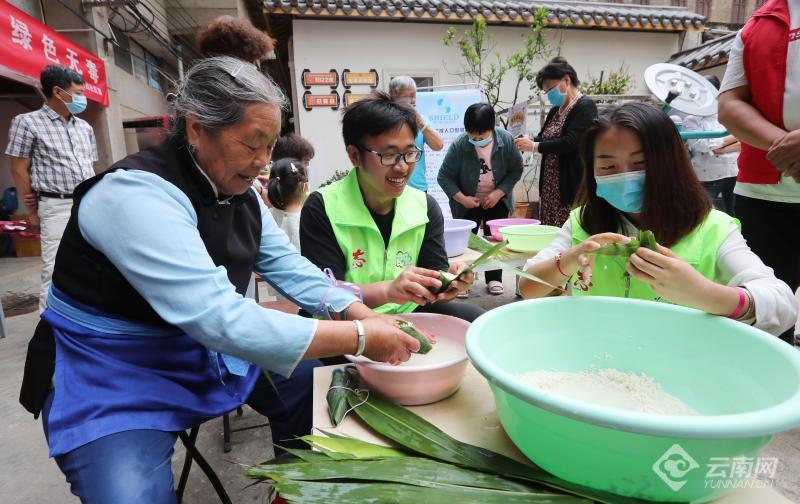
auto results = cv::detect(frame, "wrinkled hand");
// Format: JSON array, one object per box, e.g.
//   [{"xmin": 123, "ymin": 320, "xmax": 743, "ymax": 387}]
[
  {"xmin": 767, "ymin": 131, "xmax": 800, "ymax": 183},
  {"xmin": 562, "ymin": 233, "xmax": 631, "ymax": 284},
  {"xmin": 23, "ymin": 193, "xmax": 37, "ymax": 210},
  {"xmin": 482, "ymin": 189, "xmax": 504, "ymax": 209},
  {"xmin": 386, "ymin": 266, "xmax": 442, "ymax": 305},
  {"xmin": 416, "ymin": 112, "xmax": 426, "ymax": 129},
  {"xmin": 514, "ymin": 135, "xmax": 536, "ymax": 153},
  {"xmin": 626, "ymin": 245, "xmax": 712, "ymax": 306},
  {"xmin": 456, "ymin": 193, "xmax": 480, "ymax": 209},
  {"xmin": 435, "ymin": 261, "xmax": 474, "ymax": 302},
  {"xmin": 360, "ymin": 317, "xmax": 424, "ymax": 365}
]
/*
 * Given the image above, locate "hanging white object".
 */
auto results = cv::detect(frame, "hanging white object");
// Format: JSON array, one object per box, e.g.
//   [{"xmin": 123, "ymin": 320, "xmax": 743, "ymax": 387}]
[{"xmin": 644, "ymin": 63, "xmax": 719, "ymax": 117}]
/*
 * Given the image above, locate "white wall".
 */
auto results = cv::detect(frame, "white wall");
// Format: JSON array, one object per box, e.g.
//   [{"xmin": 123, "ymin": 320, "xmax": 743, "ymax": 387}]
[{"xmin": 292, "ymin": 19, "xmax": 684, "ymax": 188}]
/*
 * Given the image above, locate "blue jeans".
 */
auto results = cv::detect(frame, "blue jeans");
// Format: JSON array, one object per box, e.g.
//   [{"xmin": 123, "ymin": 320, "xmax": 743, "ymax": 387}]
[
  {"xmin": 701, "ymin": 177, "xmax": 737, "ymax": 216},
  {"xmin": 41, "ymin": 359, "xmax": 321, "ymax": 503}
]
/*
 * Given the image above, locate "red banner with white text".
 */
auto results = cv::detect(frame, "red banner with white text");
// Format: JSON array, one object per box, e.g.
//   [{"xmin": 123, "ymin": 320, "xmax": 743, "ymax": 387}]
[{"xmin": 0, "ymin": 1, "xmax": 108, "ymax": 105}]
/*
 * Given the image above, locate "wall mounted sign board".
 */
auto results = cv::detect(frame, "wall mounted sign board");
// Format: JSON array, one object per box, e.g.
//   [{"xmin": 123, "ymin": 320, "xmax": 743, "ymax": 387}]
[
  {"xmin": 303, "ymin": 91, "xmax": 340, "ymax": 110},
  {"xmin": 302, "ymin": 69, "xmax": 339, "ymax": 89},
  {"xmin": 342, "ymin": 69, "xmax": 379, "ymax": 89}
]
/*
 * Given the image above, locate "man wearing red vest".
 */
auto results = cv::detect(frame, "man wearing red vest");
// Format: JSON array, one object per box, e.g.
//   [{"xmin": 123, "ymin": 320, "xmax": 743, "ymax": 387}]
[{"xmin": 719, "ymin": 0, "xmax": 800, "ymax": 344}]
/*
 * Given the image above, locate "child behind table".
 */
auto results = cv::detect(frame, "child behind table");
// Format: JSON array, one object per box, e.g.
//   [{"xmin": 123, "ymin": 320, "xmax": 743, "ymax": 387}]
[{"xmin": 267, "ymin": 158, "xmax": 308, "ymax": 251}]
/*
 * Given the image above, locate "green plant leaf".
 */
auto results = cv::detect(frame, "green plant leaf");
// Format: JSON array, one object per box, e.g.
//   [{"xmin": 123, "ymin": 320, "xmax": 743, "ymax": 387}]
[
  {"xmin": 327, "ymin": 367, "xmax": 350, "ymax": 427},
  {"xmin": 397, "ymin": 320, "xmax": 432, "ymax": 354},
  {"xmin": 346, "ymin": 391, "xmax": 651, "ymax": 504},
  {"xmin": 300, "ymin": 434, "xmax": 408, "ymax": 460},
  {"xmin": 247, "ymin": 457, "xmax": 548, "ymax": 494},
  {"xmin": 269, "ymin": 479, "xmax": 589, "ymax": 503}
]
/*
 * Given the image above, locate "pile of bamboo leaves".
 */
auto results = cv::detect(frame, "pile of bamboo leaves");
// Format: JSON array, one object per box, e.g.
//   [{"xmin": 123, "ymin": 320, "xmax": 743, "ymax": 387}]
[{"xmin": 245, "ymin": 366, "xmax": 653, "ymax": 503}]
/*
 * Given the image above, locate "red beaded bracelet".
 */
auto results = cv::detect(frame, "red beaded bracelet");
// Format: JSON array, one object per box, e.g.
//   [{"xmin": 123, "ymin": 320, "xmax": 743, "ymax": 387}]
[{"xmin": 555, "ymin": 253, "xmax": 569, "ymax": 277}]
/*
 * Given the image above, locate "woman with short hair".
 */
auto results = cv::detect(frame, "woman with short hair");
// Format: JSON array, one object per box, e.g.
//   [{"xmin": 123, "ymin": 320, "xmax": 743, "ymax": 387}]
[
  {"xmin": 437, "ymin": 102, "xmax": 524, "ymax": 295},
  {"xmin": 515, "ymin": 57, "xmax": 598, "ymax": 227}
]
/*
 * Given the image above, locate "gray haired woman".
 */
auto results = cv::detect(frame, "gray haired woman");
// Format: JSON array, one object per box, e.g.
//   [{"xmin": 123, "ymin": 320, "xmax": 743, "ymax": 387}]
[
  {"xmin": 388, "ymin": 75, "xmax": 444, "ymax": 191},
  {"xmin": 19, "ymin": 56, "xmax": 420, "ymax": 503}
]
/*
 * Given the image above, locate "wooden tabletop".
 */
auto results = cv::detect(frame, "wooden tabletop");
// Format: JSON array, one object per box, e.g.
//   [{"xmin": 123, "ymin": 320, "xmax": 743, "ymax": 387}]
[{"xmin": 312, "ymin": 364, "xmax": 792, "ymax": 504}]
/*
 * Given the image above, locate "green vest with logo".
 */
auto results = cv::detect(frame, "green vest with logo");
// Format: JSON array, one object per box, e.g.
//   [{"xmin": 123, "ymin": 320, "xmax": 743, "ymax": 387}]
[
  {"xmin": 568, "ymin": 208, "xmax": 738, "ymax": 302},
  {"xmin": 318, "ymin": 169, "xmax": 429, "ymax": 314}
]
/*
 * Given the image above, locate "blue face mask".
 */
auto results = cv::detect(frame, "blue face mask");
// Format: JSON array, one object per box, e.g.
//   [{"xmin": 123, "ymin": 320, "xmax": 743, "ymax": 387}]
[
  {"xmin": 546, "ymin": 81, "xmax": 567, "ymax": 107},
  {"xmin": 468, "ymin": 135, "xmax": 493, "ymax": 148},
  {"xmin": 61, "ymin": 91, "xmax": 87, "ymax": 115},
  {"xmin": 595, "ymin": 170, "xmax": 646, "ymax": 213}
]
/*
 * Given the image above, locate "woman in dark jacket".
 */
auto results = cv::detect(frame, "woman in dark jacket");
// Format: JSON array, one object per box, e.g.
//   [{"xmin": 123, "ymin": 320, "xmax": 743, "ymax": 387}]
[
  {"xmin": 438, "ymin": 103, "xmax": 523, "ymax": 295},
  {"xmin": 515, "ymin": 57, "xmax": 598, "ymax": 227}
]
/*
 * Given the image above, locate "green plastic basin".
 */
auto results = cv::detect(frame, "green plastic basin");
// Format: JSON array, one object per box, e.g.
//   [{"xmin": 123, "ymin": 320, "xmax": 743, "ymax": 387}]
[
  {"xmin": 466, "ymin": 297, "xmax": 800, "ymax": 502},
  {"xmin": 498, "ymin": 224, "xmax": 560, "ymax": 252}
]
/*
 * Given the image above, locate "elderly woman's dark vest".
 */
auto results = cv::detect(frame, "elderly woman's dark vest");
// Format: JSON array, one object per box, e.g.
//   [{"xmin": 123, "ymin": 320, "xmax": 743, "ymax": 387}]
[
  {"xmin": 53, "ymin": 137, "xmax": 262, "ymax": 324},
  {"xmin": 20, "ymin": 137, "xmax": 261, "ymax": 415}
]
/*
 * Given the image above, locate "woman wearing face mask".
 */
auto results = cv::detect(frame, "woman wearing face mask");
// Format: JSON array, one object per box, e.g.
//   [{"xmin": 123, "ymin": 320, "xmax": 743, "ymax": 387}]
[
  {"xmin": 515, "ymin": 57, "xmax": 598, "ymax": 227},
  {"xmin": 519, "ymin": 103, "xmax": 797, "ymax": 338},
  {"xmin": 438, "ymin": 103, "xmax": 524, "ymax": 295}
]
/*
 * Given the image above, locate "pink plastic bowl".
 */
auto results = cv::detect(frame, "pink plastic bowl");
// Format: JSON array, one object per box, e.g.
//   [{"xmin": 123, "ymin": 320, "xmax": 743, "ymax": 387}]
[
  {"xmin": 345, "ymin": 313, "xmax": 470, "ymax": 406},
  {"xmin": 486, "ymin": 218, "xmax": 540, "ymax": 241}
]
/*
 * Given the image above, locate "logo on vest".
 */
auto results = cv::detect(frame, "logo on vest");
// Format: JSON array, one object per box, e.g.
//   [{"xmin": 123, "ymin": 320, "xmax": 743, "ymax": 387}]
[
  {"xmin": 572, "ymin": 270, "xmax": 593, "ymax": 292},
  {"xmin": 352, "ymin": 249, "xmax": 366, "ymax": 269},
  {"xmin": 395, "ymin": 251, "xmax": 413, "ymax": 269}
]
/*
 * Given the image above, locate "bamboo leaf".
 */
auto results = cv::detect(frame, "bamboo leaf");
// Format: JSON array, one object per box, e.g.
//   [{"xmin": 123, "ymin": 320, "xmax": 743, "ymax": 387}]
[
  {"xmin": 346, "ymin": 391, "xmax": 652, "ymax": 504},
  {"xmin": 497, "ymin": 262, "xmax": 564, "ymax": 291},
  {"xmin": 300, "ymin": 434, "xmax": 408, "ymax": 460},
  {"xmin": 397, "ymin": 320, "xmax": 433, "ymax": 354},
  {"xmin": 435, "ymin": 240, "xmax": 508, "ymax": 294},
  {"xmin": 276, "ymin": 447, "xmax": 331, "ymax": 464},
  {"xmin": 639, "ymin": 230, "xmax": 657, "ymax": 251},
  {"xmin": 468, "ymin": 233, "xmax": 511, "ymax": 258},
  {"xmin": 327, "ymin": 367, "xmax": 349, "ymax": 426},
  {"xmin": 247, "ymin": 457, "xmax": 545, "ymax": 493},
  {"xmin": 270, "ymin": 479, "xmax": 589, "ymax": 503}
]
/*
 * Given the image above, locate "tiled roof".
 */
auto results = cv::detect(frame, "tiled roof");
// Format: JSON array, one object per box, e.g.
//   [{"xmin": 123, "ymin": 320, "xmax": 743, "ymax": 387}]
[
  {"xmin": 668, "ymin": 32, "xmax": 736, "ymax": 71},
  {"xmin": 262, "ymin": 0, "xmax": 705, "ymax": 31}
]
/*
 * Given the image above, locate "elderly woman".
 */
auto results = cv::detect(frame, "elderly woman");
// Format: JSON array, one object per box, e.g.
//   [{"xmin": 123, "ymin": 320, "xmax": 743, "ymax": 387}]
[
  {"xmin": 388, "ymin": 76, "xmax": 444, "ymax": 192},
  {"xmin": 18, "ymin": 57, "xmax": 417, "ymax": 503},
  {"xmin": 437, "ymin": 102, "xmax": 523, "ymax": 295},
  {"xmin": 515, "ymin": 57, "xmax": 598, "ymax": 227}
]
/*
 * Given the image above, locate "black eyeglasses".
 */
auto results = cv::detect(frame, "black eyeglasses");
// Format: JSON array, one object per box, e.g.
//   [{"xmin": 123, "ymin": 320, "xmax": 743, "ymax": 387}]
[
  {"xmin": 479, "ymin": 158, "xmax": 491, "ymax": 174},
  {"xmin": 361, "ymin": 147, "xmax": 423, "ymax": 166}
]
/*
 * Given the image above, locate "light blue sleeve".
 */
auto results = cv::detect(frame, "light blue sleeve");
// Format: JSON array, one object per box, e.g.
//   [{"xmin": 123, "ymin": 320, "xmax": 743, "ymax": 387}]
[
  {"xmin": 252, "ymin": 195, "xmax": 356, "ymax": 314},
  {"xmin": 78, "ymin": 170, "xmax": 356, "ymax": 377}
]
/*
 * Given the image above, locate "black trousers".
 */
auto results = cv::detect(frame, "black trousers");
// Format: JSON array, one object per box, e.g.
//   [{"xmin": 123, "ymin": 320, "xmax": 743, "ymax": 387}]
[
  {"xmin": 463, "ymin": 202, "xmax": 510, "ymax": 283},
  {"xmin": 416, "ymin": 298, "xmax": 486, "ymax": 322},
  {"xmin": 734, "ymin": 194, "xmax": 800, "ymax": 345}
]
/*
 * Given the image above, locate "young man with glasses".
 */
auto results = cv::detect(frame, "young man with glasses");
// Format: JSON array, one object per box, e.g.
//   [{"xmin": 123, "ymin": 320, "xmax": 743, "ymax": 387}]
[{"xmin": 300, "ymin": 93, "xmax": 484, "ymax": 322}]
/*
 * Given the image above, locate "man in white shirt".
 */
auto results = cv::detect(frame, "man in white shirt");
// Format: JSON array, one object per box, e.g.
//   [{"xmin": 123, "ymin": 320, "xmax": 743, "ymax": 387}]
[{"xmin": 5, "ymin": 66, "xmax": 97, "ymax": 312}]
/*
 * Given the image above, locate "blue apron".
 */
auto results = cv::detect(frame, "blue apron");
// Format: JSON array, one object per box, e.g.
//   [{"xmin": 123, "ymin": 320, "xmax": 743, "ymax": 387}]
[{"xmin": 44, "ymin": 286, "xmax": 260, "ymax": 457}]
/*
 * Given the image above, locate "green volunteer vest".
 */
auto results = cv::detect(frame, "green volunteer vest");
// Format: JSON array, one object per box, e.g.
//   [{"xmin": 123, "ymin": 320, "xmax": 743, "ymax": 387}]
[
  {"xmin": 569, "ymin": 208, "xmax": 738, "ymax": 302},
  {"xmin": 318, "ymin": 169, "xmax": 429, "ymax": 314}
]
